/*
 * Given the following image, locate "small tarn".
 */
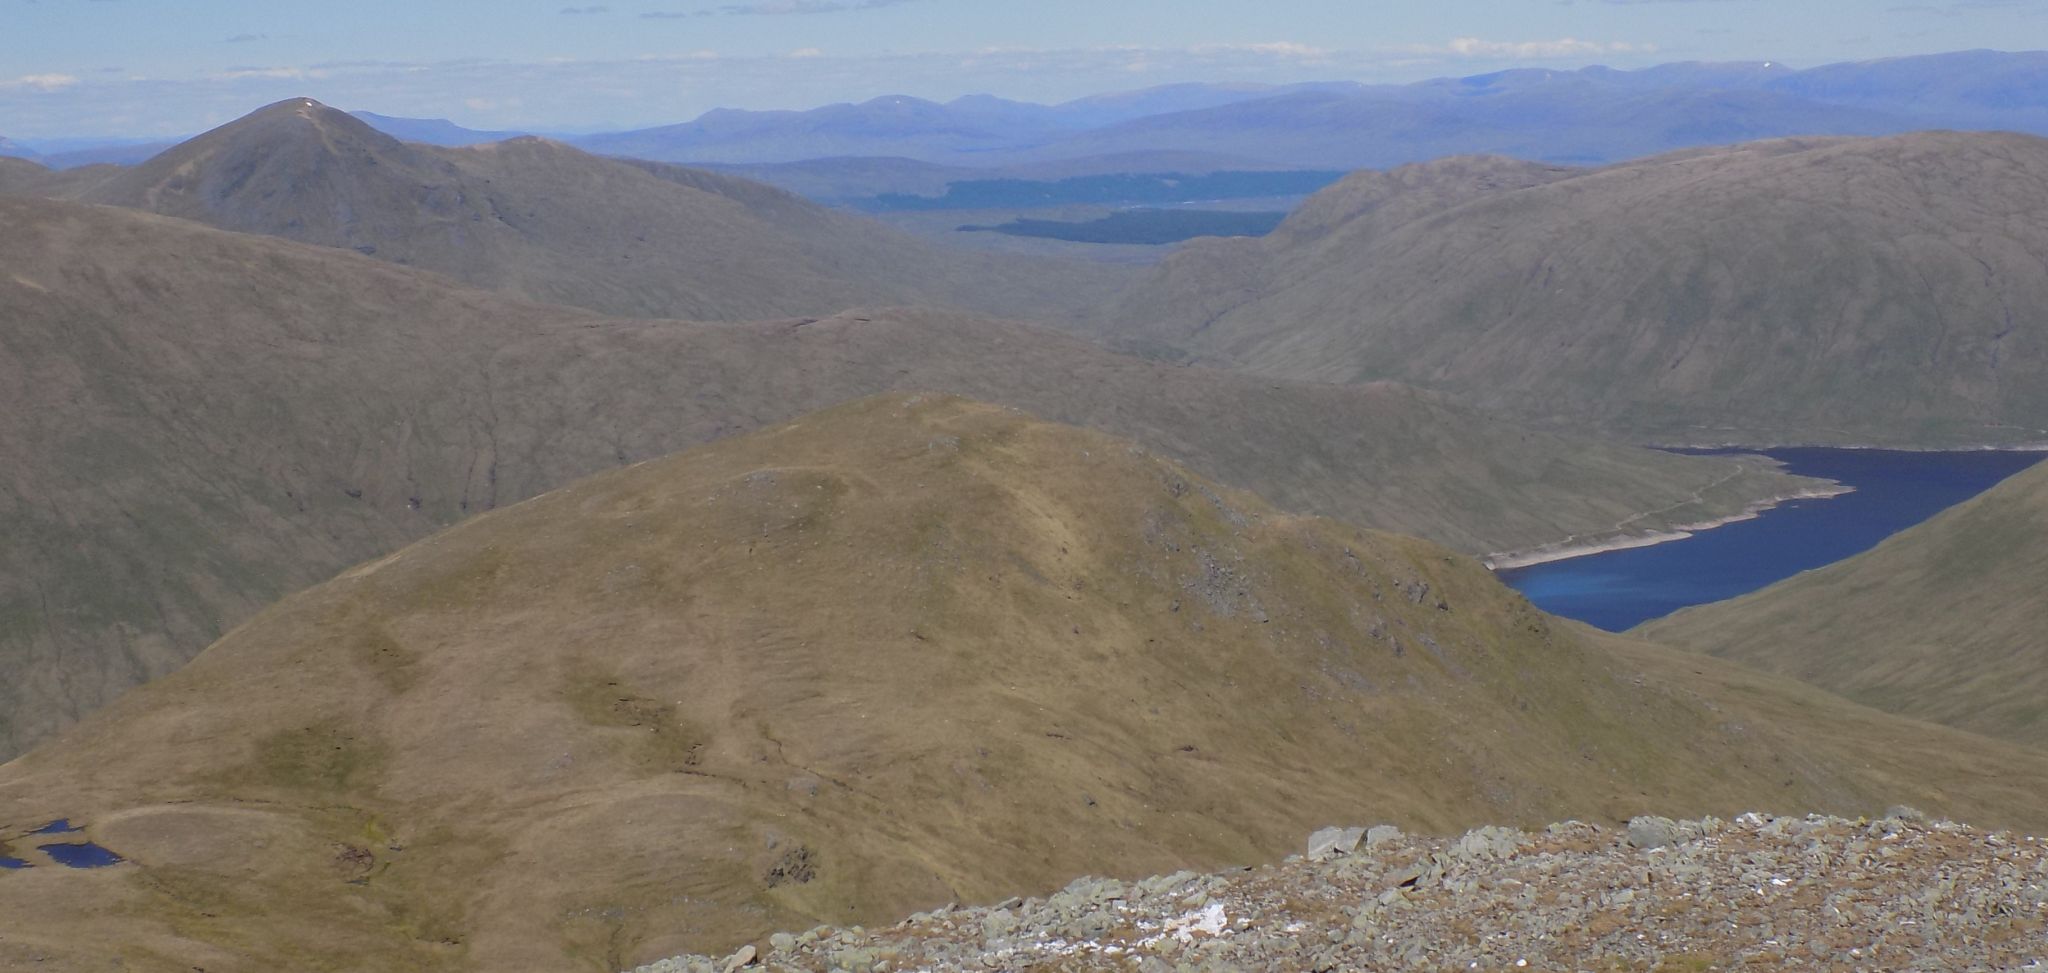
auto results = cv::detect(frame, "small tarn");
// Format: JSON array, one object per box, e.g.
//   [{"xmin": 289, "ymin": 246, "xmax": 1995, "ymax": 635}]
[
  {"xmin": 38, "ymin": 842, "xmax": 124, "ymax": 869},
  {"xmin": 30, "ymin": 819, "xmax": 80, "ymax": 835}
]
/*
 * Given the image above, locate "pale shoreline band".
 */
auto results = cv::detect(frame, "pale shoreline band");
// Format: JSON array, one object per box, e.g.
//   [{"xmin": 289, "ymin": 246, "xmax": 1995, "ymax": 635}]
[{"xmin": 1482, "ymin": 485, "xmax": 1857, "ymax": 571}]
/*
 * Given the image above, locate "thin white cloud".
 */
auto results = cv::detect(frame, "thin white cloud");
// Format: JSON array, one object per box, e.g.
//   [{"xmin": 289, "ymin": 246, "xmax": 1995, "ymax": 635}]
[
  {"xmin": 708, "ymin": 0, "xmax": 918, "ymax": 13},
  {"xmin": 1, "ymin": 74, "xmax": 81, "ymax": 92},
  {"xmin": 1190, "ymin": 41, "xmax": 1332, "ymax": 62},
  {"xmin": 1415, "ymin": 37, "xmax": 1658, "ymax": 60},
  {"xmin": 214, "ymin": 66, "xmax": 325, "ymax": 81}
]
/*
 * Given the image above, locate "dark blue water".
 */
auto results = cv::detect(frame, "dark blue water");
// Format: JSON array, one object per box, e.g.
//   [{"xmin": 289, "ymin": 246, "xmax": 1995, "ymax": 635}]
[
  {"xmin": 38, "ymin": 842, "xmax": 123, "ymax": 868},
  {"xmin": 1499, "ymin": 448, "xmax": 2046, "ymax": 632},
  {"xmin": 30, "ymin": 819, "xmax": 79, "ymax": 835},
  {"xmin": 0, "ymin": 856, "xmax": 29, "ymax": 870}
]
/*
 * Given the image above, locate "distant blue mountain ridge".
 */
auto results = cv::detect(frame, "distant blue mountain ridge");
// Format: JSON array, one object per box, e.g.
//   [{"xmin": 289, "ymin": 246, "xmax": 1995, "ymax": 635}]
[
  {"xmin": 10, "ymin": 49, "xmax": 2048, "ymax": 178},
  {"xmin": 564, "ymin": 50, "xmax": 2048, "ymax": 170}
]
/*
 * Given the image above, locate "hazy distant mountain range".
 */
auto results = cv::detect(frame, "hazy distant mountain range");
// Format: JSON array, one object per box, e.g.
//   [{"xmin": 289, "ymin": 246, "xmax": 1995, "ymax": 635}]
[
  {"xmin": 567, "ymin": 50, "xmax": 2048, "ymax": 171},
  {"xmin": 344, "ymin": 111, "xmax": 531, "ymax": 146},
  {"xmin": 0, "ymin": 137, "xmax": 176, "ymax": 169},
  {"xmin": 11, "ymin": 50, "xmax": 2048, "ymax": 181},
  {"xmin": 570, "ymin": 82, "xmax": 1359, "ymax": 165}
]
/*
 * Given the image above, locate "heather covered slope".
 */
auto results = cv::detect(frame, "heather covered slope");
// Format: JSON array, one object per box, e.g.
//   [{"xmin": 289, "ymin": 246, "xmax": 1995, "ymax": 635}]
[
  {"xmin": 1101, "ymin": 132, "xmax": 2048, "ymax": 445},
  {"xmin": 0, "ymin": 195, "xmax": 1823, "ymax": 760},
  {"xmin": 52, "ymin": 98, "xmax": 1127, "ymax": 322},
  {"xmin": 3, "ymin": 395, "xmax": 2043, "ymax": 973},
  {"xmin": 1640, "ymin": 457, "xmax": 2048, "ymax": 747}
]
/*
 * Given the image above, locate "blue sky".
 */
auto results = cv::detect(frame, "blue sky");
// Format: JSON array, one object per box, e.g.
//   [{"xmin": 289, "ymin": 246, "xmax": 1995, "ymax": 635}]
[{"xmin": 3, "ymin": 0, "xmax": 2047, "ymax": 138}]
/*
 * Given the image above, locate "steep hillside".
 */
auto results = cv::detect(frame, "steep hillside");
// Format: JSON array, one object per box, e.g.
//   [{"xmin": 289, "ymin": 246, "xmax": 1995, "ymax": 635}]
[
  {"xmin": 1102, "ymin": 132, "xmax": 2048, "ymax": 445},
  {"xmin": 1641, "ymin": 457, "xmax": 2048, "ymax": 746},
  {"xmin": 44, "ymin": 98, "xmax": 1125, "ymax": 322},
  {"xmin": 0, "ymin": 195, "xmax": 1822, "ymax": 760},
  {"xmin": 3, "ymin": 395, "xmax": 2043, "ymax": 973}
]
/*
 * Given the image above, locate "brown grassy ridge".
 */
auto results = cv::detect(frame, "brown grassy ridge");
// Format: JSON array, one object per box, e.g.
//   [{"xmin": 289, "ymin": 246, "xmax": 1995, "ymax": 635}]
[
  {"xmin": 0, "ymin": 194, "xmax": 1820, "ymax": 760},
  {"xmin": 1, "ymin": 394, "xmax": 2043, "ymax": 972},
  {"xmin": 1640, "ymin": 456, "xmax": 2048, "ymax": 747},
  {"xmin": 1096, "ymin": 132, "xmax": 2048, "ymax": 445}
]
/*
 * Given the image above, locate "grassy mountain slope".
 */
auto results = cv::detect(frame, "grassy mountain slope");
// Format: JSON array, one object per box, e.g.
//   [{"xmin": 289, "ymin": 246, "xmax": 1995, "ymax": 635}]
[
  {"xmin": 1640, "ymin": 457, "xmax": 2048, "ymax": 746},
  {"xmin": 0, "ymin": 194, "xmax": 1822, "ymax": 760},
  {"xmin": 3, "ymin": 394, "xmax": 2043, "ymax": 973},
  {"xmin": 41, "ymin": 98, "xmax": 1125, "ymax": 322},
  {"xmin": 1101, "ymin": 132, "xmax": 2048, "ymax": 445}
]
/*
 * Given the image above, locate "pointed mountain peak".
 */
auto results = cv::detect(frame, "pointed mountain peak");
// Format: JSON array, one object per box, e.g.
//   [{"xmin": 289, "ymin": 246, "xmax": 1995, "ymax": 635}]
[
  {"xmin": 76, "ymin": 95, "xmax": 447, "ymax": 238},
  {"xmin": 222, "ymin": 96, "xmax": 393, "ymax": 142}
]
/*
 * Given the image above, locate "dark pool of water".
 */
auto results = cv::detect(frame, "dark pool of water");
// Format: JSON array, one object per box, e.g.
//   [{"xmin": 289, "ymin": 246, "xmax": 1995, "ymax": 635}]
[
  {"xmin": 30, "ymin": 819, "xmax": 79, "ymax": 835},
  {"xmin": 0, "ymin": 856, "xmax": 29, "ymax": 870},
  {"xmin": 1498, "ymin": 448, "xmax": 2046, "ymax": 632},
  {"xmin": 38, "ymin": 842, "xmax": 124, "ymax": 868}
]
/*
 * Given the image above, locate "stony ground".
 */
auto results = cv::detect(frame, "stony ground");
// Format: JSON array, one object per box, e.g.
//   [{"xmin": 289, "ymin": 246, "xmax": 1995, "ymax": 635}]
[{"xmin": 634, "ymin": 811, "xmax": 2048, "ymax": 973}]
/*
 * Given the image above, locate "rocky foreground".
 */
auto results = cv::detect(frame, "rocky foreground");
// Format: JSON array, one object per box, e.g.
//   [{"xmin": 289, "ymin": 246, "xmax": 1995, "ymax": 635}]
[{"xmin": 636, "ymin": 811, "xmax": 2048, "ymax": 973}]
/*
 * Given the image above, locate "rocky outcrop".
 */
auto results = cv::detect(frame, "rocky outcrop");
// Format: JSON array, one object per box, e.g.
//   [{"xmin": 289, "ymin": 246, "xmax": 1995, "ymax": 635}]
[{"xmin": 635, "ymin": 811, "xmax": 2048, "ymax": 972}]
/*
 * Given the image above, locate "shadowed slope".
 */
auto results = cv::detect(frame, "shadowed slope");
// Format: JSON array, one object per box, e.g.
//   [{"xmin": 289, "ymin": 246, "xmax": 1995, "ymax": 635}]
[
  {"xmin": 1103, "ymin": 132, "xmax": 2048, "ymax": 445},
  {"xmin": 3, "ymin": 394, "xmax": 2044, "ymax": 973},
  {"xmin": 0, "ymin": 195, "xmax": 1824, "ymax": 761},
  {"xmin": 0, "ymin": 196, "xmax": 569, "ymax": 757},
  {"xmin": 0, "ymin": 156, "xmax": 104, "ymax": 197},
  {"xmin": 0, "ymin": 156, "xmax": 46, "ymax": 191},
  {"xmin": 53, "ymin": 98, "xmax": 1126, "ymax": 322},
  {"xmin": 1641, "ymin": 458, "xmax": 2048, "ymax": 746}
]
